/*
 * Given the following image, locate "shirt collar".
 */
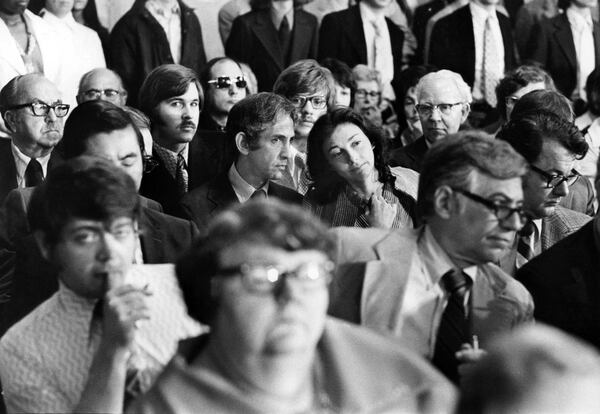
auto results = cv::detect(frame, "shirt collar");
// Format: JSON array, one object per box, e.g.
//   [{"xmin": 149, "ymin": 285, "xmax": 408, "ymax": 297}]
[
  {"xmin": 228, "ymin": 163, "xmax": 269, "ymax": 202},
  {"xmin": 469, "ymin": 1, "xmax": 497, "ymax": 22},
  {"xmin": 145, "ymin": 0, "xmax": 180, "ymax": 17},
  {"xmin": 359, "ymin": 1, "xmax": 386, "ymax": 25},
  {"xmin": 567, "ymin": 6, "xmax": 593, "ymax": 29},
  {"xmin": 11, "ymin": 141, "xmax": 52, "ymax": 178},
  {"xmin": 419, "ymin": 226, "xmax": 478, "ymax": 286},
  {"xmin": 270, "ymin": 4, "xmax": 294, "ymax": 30}
]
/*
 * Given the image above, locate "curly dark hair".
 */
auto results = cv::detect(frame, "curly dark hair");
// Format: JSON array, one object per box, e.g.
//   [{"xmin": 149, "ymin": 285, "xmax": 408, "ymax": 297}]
[{"xmin": 306, "ymin": 107, "xmax": 394, "ymax": 203}]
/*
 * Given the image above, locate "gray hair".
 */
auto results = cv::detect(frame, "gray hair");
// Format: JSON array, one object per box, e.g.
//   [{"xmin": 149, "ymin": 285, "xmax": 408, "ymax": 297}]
[{"xmin": 416, "ymin": 69, "xmax": 472, "ymax": 104}]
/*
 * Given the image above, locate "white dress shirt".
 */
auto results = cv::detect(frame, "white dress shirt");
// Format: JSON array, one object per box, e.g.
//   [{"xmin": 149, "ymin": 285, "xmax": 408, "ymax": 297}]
[
  {"xmin": 393, "ymin": 226, "xmax": 478, "ymax": 358},
  {"xmin": 145, "ymin": 0, "xmax": 182, "ymax": 64},
  {"xmin": 228, "ymin": 163, "xmax": 269, "ymax": 203},
  {"xmin": 470, "ymin": 2, "xmax": 504, "ymax": 103},
  {"xmin": 567, "ymin": 6, "xmax": 595, "ymax": 101},
  {"xmin": 11, "ymin": 142, "xmax": 51, "ymax": 189},
  {"xmin": 360, "ymin": 2, "xmax": 395, "ymax": 101}
]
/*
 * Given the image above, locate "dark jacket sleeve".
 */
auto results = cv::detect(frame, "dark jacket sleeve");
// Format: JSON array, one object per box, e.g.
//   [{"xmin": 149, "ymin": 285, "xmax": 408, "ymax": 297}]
[
  {"xmin": 108, "ymin": 17, "xmax": 140, "ymax": 104},
  {"xmin": 225, "ymin": 16, "xmax": 251, "ymax": 64},
  {"xmin": 317, "ymin": 13, "xmax": 339, "ymax": 61}
]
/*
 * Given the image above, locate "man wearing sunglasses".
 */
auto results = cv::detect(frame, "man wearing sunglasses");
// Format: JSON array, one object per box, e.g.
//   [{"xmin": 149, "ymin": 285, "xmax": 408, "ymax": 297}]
[
  {"xmin": 497, "ymin": 112, "xmax": 592, "ymax": 275},
  {"xmin": 329, "ymin": 132, "xmax": 533, "ymax": 385},
  {"xmin": 131, "ymin": 199, "xmax": 456, "ymax": 413},
  {"xmin": 198, "ymin": 57, "xmax": 247, "ymax": 133},
  {"xmin": 0, "ymin": 74, "xmax": 67, "ymax": 204},
  {"xmin": 390, "ymin": 70, "xmax": 472, "ymax": 173}
]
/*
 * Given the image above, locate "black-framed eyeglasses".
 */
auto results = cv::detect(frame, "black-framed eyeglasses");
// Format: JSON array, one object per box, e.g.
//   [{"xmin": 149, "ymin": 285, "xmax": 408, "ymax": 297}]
[
  {"xmin": 290, "ymin": 95, "xmax": 327, "ymax": 110},
  {"xmin": 453, "ymin": 188, "xmax": 529, "ymax": 226},
  {"xmin": 529, "ymin": 165, "xmax": 580, "ymax": 189},
  {"xmin": 7, "ymin": 101, "xmax": 70, "ymax": 117},
  {"xmin": 415, "ymin": 102, "xmax": 463, "ymax": 116},
  {"xmin": 207, "ymin": 76, "xmax": 247, "ymax": 89},
  {"xmin": 355, "ymin": 89, "xmax": 381, "ymax": 99},
  {"xmin": 82, "ymin": 89, "xmax": 123, "ymax": 99},
  {"xmin": 218, "ymin": 261, "xmax": 334, "ymax": 294}
]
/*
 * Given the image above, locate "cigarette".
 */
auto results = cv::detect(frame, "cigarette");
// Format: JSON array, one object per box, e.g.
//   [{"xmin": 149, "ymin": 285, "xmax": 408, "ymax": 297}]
[{"xmin": 472, "ymin": 335, "xmax": 479, "ymax": 351}]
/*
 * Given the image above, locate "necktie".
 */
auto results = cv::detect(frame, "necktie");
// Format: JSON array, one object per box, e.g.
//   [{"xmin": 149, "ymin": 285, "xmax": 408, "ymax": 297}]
[
  {"xmin": 250, "ymin": 189, "xmax": 266, "ymax": 200},
  {"xmin": 25, "ymin": 158, "xmax": 44, "ymax": 187},
  {"xmin": 517, "ymin": 220, "xmax": 536, "ymax": 262},
  {"xmin": 482, "ymin": 15, "xmax": 499, "ymax": 107},
  {"xmin": 278, "ymin": 16, "xmax": 291, "ymax": 63},
  {"xmin": 432, "ymin": 269, "xmax": 472, "ymax": 384},
  {"xmin": 175, "ymin": 151, "xmax": 188, "ymax": 195}
]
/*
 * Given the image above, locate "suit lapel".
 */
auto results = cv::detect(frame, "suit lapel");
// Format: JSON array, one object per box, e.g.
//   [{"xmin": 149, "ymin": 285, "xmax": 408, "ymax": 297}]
[
  {"xmin": 457, "ymin": 6, "xmax": 476, "ymax": 83},
  {"xmin": 251, "ymin": 10, "xmax": 284, "ymax": 70},
  {"xmin": 0, "ymin": 140, "xmax": 18, "ymax": 200},
  {"xmin": 342, "ymin": 6, "xmax": 368, "ymax": 64},
  {"xmin": 288, "ymin": 11, "xmax": 310, "ymax": 64},
  {"xmin": 593, "ymin": 22, "xmax": 600, "ymax": 68},
  {"xmin": 498, "ymin": 12, "xmax": 514, "ymax": 68},
  {"xmin": 553, "ymin": 15, "xmax": 577, "ymax": 72},
  {"xmin": 206, "ymin": 174, "xmax": 238, "ymax": 215},
  {"xmin": 138, "ymin": 208, "xmax": 164, "ymax": 263}
]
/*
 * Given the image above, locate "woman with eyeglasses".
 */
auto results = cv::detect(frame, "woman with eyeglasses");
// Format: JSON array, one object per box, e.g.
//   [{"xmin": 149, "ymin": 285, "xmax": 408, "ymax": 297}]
[{"xmin": 304, "ymin": 107, "xmax": 419, "ymax": 229}]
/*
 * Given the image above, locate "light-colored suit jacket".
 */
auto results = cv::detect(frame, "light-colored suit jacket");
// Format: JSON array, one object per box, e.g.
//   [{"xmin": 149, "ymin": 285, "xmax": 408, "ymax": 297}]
[{"xmin": 329, "ymin": 226, "xmax": 534, "ymax": 349}]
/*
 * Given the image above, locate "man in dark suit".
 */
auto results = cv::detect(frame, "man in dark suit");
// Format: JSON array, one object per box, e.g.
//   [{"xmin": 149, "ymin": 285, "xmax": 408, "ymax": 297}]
[
  {"xmin": 514, "ymin": 144, "xmax": 600, "ymax": 350},
  {"xmin": 428, "ymin": 0, "xmax": 517, "ymax": 111},
  {"xmin": 138, "ymin": 64, "xmax": 205, "ymax": 216},
  {"xmin": 226, "ymin": 0, "xmax": 318, "ymax": 92},
  {"xmin": 0, "ymin": 100, "xmax": 199, "ymax": 336},
  {"xmin": 0, "ymin": 74, "xmax": 66, "ymax": 204},
  {"xmin": 528, "ymin": 0, "xmax": 600, "ymax": 103},
  {"xmin": 180, "ymin": 92, "xmax": 303, "ymax": 234},
  {"xmin": 389, "ymin": 70, "xmax": 471, "ymax": 172},
  {"xmin": 108, "ymin": 0, "xmax": 207, "ymax": 108},
  {"xmin": 329, "ymin": 132, "xmax": 533, "ymax": 384},
  {"xmin": 497, "ymin": 111, "xmax": 592, "ymax": 275},
  {"xmin": 318, "ymin": 0, "xmax": 404, "ymax": 105}
]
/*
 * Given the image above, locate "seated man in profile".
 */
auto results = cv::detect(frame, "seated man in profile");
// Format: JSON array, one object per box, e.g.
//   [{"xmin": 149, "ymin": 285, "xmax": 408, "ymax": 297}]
[
  {"xmin": 130, "ymin": 199, "xmax": 456, "ymax": 413},
  {"xmin": 0, "ymin": 157, "xmax": 202, "ymax": 413}
]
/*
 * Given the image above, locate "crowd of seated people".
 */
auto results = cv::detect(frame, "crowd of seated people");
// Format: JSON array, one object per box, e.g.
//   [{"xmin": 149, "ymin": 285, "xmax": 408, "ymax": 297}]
[{"xmin": 2, "ymin": 0, "xmax": 600, "ymax": 413}]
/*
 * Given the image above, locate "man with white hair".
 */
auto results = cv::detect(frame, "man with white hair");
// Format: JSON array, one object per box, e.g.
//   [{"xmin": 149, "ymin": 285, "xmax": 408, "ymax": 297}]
[{"xmin": 389, "ymin": 69, "xmax": 471, "ymax": 172}]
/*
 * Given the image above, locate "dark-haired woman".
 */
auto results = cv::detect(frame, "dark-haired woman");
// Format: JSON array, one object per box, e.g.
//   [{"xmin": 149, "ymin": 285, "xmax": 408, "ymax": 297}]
[{"xmin": 304, "ymin": 108, "xmax": 418, "ymax": 229}]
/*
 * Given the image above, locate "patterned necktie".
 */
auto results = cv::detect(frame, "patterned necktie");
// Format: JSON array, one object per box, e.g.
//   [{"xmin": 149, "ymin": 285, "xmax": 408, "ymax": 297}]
[
  {"xmin": 432, "ymin": 269, "xmax": 472, "ymax": 384},
  {"xmin": 517, "ymin": 220, "xmax": 536, "ymax": 262},
  {"xmin": 482, "ymin": 15, "xmax": 499, "ymax": 107},
  {"xmin": 175, "ymin": 151, "xmax": 188, "ymax": 195},
  {"xmin": 25, "ymin": 158, "xmax": 44, "ymax": 187}
]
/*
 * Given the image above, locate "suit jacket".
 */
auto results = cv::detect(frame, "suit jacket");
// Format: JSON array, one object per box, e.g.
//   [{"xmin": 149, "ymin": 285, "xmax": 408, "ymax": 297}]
[
  {"xmin": 318, "ymin": 6, "xmax": 404, "ymax": 102},
  {"xmin": 429, "ymin": 4, "xmax": 517, "ymax": 87},
  {"xmin": 498, "ymin": 205, "xmax": 592, "ymax": 275},
  {"xmin": 226, "ymin": 9, "xmax": 318, "ymax": 92},
  {"xmin": 179, "ymin": 171, "xmax": 303, "ymax": 235},
  {"xmin": 139, "ymin": 136, "xmax": 209, "ymax": 217},
  {"xmin": 388, "ymin": 136, "xmax": 428, "ymax": 172},
  {"xmin": 0, "ymin": 188, "xmax": 199, "ymax": 336},
  {"xmin": 528, "ymin": 13, "xmax": 600, "ymax": 99},
  {"xmin": 108, "ymin": 0, "xmax": 207, "ymax": 107},
  {"xmin": 328, "ymin": 226, "xmax": 534, "ymax": 351},
  {"xmin": 0, "ymin": 139, "xmax": 62, "ymax": 204},
  {"xmin": 516, "ymin": 219, "xmax": 600, "ymax": 349}
]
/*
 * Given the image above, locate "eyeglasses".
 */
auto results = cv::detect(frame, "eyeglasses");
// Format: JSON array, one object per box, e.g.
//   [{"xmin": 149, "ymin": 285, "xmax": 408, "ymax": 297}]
[
  {"xmin": 355, "ymin": 89, "xmax": 381, "ymax": 99},
  {"xmin": 529, "ymin": 165, "xmax": 580, "ymax": 189},
  {"xmin": 207, "ymin": 76, "xmax": 247, "ymax": 89},
  {"xmin": 82, "ymin": 89, "xmax": 124, "ymax": 100},
  {"xmin": 7, "ymin": 101, "xmax": 70, "ymax": 117},
  {"xmin": 289, "ymin": 95, "xmax": 327, "ymax": 110},
  {"xmin": 453, "ymin": 188, "xmax": 529, "ymax": 226},
  {"xmin": 415, "ymin": 102, "xmax": 463, "ymax": 116},
  {"xmin": 218, "ymin": 261, "xmax": 334, "ymax": 294}
]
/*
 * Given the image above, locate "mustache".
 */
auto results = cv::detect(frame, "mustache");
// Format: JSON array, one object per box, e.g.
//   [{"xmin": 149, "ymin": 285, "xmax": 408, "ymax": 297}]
[{"xmin": 178, "ymin": 121, "xmax": 197, "ymax": 129}]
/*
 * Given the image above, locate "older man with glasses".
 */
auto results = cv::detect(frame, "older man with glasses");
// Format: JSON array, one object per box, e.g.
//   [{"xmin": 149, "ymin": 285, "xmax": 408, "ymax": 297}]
[
  {"xmin": 0, "ymin": 74, "xmax": 67, "ymax": 203},
  {"xmin": 76, "ymin": 68, "xmax": 128, "ymax": 107},
  {"xmin": 497, "ymin": 111, "xmax": 592, "ymax": 275},
  {"xmin": 328, "ymin": 131, "xmax": 534, "ymax": 385},
  {"xmin": 390, "ymin": 70, "xmax": 472, "ymax": 173}
]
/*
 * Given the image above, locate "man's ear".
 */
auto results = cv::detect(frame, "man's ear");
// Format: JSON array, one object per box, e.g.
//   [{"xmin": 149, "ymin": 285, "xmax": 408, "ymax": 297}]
[
  {"xmin": 432, "ymin": 185, "xmax": 457, "ymax": 219},
  {"xmin": 2, "ymin": 110, "xmax": 16, "ymax": 133},
  {"xmin": 235, "ymin": 132, "xmax": 251, "ymax": 155},
  {"xmin": 461, "ymin": 103, "xmax": 471, "ymax": 124},
  {"xmin": 33, "ymin": 231, "xmax": 52, "ymax": 261}
]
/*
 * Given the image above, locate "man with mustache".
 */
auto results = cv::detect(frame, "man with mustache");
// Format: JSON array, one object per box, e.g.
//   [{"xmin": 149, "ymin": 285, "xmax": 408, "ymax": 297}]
[
  {"xmin": 179, "ymin": 92, "xmax": 302, "ymax": 235},
  {"xmin": 138, "ymin": 64, "xmax": 204, "ymax": 216},
  {"xmin": 273, "ymin": 59, "xmax": 331, "ymax": 193},
  {"xmin": 0, "ymin": 74, "xmax": 66, "ymax": 203}
]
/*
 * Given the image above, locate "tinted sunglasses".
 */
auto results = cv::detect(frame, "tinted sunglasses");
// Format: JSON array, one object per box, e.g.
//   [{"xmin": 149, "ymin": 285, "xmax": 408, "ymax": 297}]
[{"xmin": 207, "ymin": 76, "xmax": 247, "ymax": 89}]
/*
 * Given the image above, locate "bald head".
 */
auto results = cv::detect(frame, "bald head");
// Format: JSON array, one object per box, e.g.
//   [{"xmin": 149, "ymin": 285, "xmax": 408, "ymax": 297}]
[{"xmin": 77, "ymin": 68, "xmax": 128, "ymax": 106}]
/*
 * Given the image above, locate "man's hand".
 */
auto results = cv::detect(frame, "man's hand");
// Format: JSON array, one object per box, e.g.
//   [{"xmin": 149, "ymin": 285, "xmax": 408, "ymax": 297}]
[{"xmin": 456, "ymin": 342, "xmax": 487, "ymax": 380}]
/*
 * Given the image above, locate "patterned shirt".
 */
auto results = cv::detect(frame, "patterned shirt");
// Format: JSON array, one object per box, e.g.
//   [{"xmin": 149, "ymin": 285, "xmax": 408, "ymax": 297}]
[{"xmin": 0, "ymin": 264, "xmax": 202, "ymax": 413}]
